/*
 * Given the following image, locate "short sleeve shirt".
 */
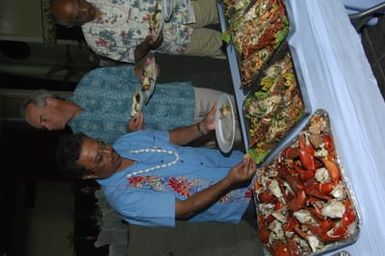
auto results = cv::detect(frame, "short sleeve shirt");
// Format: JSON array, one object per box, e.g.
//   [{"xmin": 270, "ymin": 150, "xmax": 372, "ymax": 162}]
[
  {"xmin": 68, "ymin": 65, "xmax": 195, "ymax": 143},
  {"xmin": 82, "ymin": 0, "xmax": 195, "ymax": 63},
  {"xmin": 97, "ymin": 130, "xmax": 253, "ymax": 227}
]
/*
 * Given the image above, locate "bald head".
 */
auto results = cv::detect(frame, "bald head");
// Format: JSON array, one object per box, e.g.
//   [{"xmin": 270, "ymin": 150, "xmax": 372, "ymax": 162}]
[{"xmin": 51, "ymin": 0, "xmax": 98, "ymax": 26}]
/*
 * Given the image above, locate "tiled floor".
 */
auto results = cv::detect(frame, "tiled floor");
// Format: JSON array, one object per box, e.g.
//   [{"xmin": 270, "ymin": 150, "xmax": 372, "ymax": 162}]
[
  {"xmin": 155, "ymin": 54, "xmax": 234, "ymax": 94},
  {"xmin": 127, "ymin": 220, "xmax": 264, "ymax": 256},
  {"xmin": 360, "ymin": 16, "xmax": 385, "ymax": 100}
]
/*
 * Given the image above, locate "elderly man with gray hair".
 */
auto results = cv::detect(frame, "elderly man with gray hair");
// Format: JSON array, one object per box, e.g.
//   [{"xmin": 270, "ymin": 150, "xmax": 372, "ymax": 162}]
[{"xmin": 21, "ymin": 64, "xmax": 240, "ymax": 145}]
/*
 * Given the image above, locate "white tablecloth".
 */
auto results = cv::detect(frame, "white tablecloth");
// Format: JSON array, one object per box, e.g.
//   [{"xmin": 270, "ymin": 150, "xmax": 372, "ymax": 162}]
[{"xmin": 286, "ymin": 0, "xmax": 385, "ymax": 254}]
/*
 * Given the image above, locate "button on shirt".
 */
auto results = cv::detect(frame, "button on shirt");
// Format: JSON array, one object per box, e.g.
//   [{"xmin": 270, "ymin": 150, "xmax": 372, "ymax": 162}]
[
  {"xmin": 82, "ymin": 0, "xmax": 195, "ymax": 63},
  {"xmin": 98, "ymin": 130, "xmax": 253, "ymax": 227}
]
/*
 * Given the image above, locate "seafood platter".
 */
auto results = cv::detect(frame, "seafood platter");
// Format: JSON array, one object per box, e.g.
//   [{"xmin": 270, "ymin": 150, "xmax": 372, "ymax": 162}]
[
  {"xmin": 218, "ymin": 0, "xmax": 290, "ymax": 88},
  {"xmin": 253, "ymin": 110, "xmax": 361, "ymax": 255},
  {"xmin": 242, "ymin": 43, "xmax": 311, "ymax": 166},
  {"xmin": 216, "ymin": 0, "xmax": 307, "ymax": 158}
]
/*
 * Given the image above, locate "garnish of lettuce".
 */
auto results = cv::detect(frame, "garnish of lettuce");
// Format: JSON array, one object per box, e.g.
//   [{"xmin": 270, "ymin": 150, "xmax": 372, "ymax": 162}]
[
  {"xmin": 221, "ymin": 31, "xmax": 232, "ymax": 44},
  {"xmin": 275, "ymin": 17, "xmax": 290, "ymax": 46},
  {"xmin": 283, "ymin": 72, "xmax": 295, "ymax": 85},
  {"xmin": 254, "ymin": 91, "xmax": 268, "ymax": 100},
  {"xmin": 260, "ymin": 77, "xmax": 275, "ymax": 91},
  {"xmin": 247, "ymin": 148, "xmax": 269, "ymax": 164}
]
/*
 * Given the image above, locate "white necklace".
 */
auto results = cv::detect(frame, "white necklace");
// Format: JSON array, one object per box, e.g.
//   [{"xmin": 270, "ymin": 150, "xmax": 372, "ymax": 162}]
[{"xmin": 126, "ymin": 148, "xmax": 180, "ymax": 178}]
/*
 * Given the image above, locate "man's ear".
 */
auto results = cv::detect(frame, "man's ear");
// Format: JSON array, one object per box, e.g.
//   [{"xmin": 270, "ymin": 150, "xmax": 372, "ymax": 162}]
[
  {"xmin": 82, "ymin": 169, "xmax": 98, "ymax": 180},
  {"xmin": 46, "ymin": 97, "xmax": 58, "ymax": 106},
  {"xmin": 82, "ymin": 173, "xmax": 98, "ymax": 180}
]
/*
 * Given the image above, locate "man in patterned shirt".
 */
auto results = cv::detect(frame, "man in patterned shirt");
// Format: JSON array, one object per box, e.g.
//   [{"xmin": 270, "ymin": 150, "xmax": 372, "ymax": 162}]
[
  {"xmin": 21, "ymin": 63, "xmax": 239, "ymax": 144},
  {"xmin": 51, "ymin": 0, "xmax": 225, "ymax": 63},
  {"xmin": 55, "ymin": 107, "xmax": 256, "ymax": 227}
]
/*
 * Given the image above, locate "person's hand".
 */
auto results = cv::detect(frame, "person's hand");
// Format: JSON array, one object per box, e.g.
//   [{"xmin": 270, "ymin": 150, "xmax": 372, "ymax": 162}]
[
  {"xmin": 148, "ymin": 32, "xmax": 163, "ymax": 50},
  {"xmin": 199, "ymin": 105, "xmax": 216, "ymax": 135},
  {"xmin": 134, "ymin": 65, "xmax": 145, "ymax": 83},
  {"xmin": 226, "ymin": 156, "xmax": 256, "ymax": 186},
  {"xmin": 127, "ymin": 112, "xmax": 144, "ymax": 132},
  {"xmin": 154, "ymin": 62, "xmax": 160, "ymax": 77}
]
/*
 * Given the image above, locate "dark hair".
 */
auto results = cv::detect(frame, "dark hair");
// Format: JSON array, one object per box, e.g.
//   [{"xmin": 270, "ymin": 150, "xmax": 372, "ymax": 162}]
[
  {"xmin": 20, "ymin": 89, "xmax": 54, "ymax": 119},
  {"xmin": 56, "ymin": 132, "xmax": 89, "ymax": 179},
  {"xmin": 51, "ymin": 0, "xmax": 86, "ymax": 28}
]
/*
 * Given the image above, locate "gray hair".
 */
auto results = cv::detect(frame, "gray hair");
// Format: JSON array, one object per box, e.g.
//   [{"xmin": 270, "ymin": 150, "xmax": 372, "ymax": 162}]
[{"xmin": 20, "ymin": 90, "xmax": 57, "ymax": 119}]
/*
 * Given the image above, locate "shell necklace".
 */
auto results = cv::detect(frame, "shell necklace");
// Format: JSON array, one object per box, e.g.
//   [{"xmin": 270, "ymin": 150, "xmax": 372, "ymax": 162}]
[{"xmin": 126, "ymin": 147, "xmax": 180, "ymax": 178}]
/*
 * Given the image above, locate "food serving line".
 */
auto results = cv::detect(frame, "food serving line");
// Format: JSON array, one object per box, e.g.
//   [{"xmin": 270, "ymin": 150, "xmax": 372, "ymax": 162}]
[{"xmin": 217, "ymin": 0, "xmax": 385, "ymax": 255}]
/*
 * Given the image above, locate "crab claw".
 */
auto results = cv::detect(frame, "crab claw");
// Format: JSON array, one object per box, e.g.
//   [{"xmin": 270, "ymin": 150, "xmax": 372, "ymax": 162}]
[
  {"xmin": 305, "ymin": 181, "xmax": 333, "ymax": 201},
  {"xmin": 322, "ymin": 159, "xmax": 340, "ymax": 184},
  {"xmin": 288, "ymin": 190, "xmax": 307, "ymax": 212},
  {"xmin": 322, "ymin": 134, "xmax": 335, "ymax": 160},
  {"xmin": 282, "ymin": 146, "xmax": 299, "ymax": 159},
  {"xmin": 299, "ymin": 134, "xmax": 316, "ymax": 171},
  {"xmin": 271, "ymin": 240, "xmax": 290, "ymax": 256}
]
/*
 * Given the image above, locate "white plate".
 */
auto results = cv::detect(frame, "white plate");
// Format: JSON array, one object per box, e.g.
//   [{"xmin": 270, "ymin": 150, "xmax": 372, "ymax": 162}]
[
  {"xmin": 151, "ymin": 3, "xmax": 165, "ymax": 41},
  {"xmin": 153, "ymin": 17, "xmax": 164, "ymax": 40},
  {"xmin": 131, "ymin": 89, "xmax": 146, "ymax": 117},
  {"xmin": 163, "ymin": 0, "xmax": 175, "ymax": 21},
  {"xmin": 215, "ymin": 94, "xmax": 236, "ymax": 153},
  {"xmin": 142, "ymin": 57, "xmax": 157, "ymax": 103}
]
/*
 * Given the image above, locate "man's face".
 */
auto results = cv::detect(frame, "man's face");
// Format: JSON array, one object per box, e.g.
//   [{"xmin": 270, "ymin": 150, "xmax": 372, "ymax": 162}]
[
  {"xmin": 77, "ymin": 137, "xmax": 122, "ymax": 179},
  {"xmin": 53, "ymin": 0, "xmax": 97, "ymax": 25},
  {"xmin": 25, "ymin": 100, "xmax": 67, "ymax": 131}
]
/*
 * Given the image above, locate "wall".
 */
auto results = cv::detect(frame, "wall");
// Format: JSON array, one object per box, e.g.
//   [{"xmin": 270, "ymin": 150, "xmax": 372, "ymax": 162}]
[
  {"xmin": 0, "ymin": 0, "xmax": 43, "ymax": 42},
  {"xmin": 25, "ymin": 181, "xmax": 75, "ymax": 256},
  {"xmin": 0, "ymin": 42, "xmax": 97, "ymax": 84}
]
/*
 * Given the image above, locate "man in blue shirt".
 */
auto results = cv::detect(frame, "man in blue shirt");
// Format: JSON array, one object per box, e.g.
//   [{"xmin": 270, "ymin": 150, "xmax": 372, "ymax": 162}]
[{"xmin": 56, "ymin": 107, "xmax": 256, "ymax": 227}]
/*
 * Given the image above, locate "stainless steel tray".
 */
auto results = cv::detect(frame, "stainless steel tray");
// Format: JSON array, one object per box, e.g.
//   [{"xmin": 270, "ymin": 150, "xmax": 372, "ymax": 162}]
[
  {"xmin": 217, "ymin": 0, "xmax": 290, "ymax": 89},
  {"xmin": 252, "ymin": 109, "xmax": 361, "ymax": 256},
  {"xmin": 242, "ymin": 42, "xmax": 312, "ymax": 167},
  {"xmin": 216, "ymin": 0, "xmax": 303, "ymax": 155}
]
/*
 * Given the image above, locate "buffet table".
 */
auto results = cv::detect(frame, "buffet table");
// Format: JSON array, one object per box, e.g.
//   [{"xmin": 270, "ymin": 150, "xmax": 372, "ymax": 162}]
[{"xmin": 221, "ymin": 0, "xmax": 385, "ymax": 254}]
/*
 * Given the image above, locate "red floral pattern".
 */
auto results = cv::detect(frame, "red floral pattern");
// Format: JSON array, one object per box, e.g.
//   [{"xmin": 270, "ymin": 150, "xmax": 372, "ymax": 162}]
[
  {"xmin": 127, "ymin": 175, "xmax": 251, "ymax": 203},
  {"xmin": 167, "ymin": 177, "xmax": 192, "ymax": 197}
]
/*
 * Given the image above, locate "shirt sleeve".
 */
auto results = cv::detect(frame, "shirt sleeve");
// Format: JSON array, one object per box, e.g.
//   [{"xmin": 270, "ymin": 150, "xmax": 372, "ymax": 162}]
[
  {"xmin": 108, "ymin": 188, "xmax": 176, "ymax": 227},
  {"xmin": 82, "ymin": 27, "xmax": 136, "ymax": 64},
  {"xmin": 93, "ymin": 44, "xmax": 136, "ymax": 64}
]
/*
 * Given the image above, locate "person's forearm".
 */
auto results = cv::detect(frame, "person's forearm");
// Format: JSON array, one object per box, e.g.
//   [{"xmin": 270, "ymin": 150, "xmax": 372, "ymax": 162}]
[
  {"xmin": 133, "ymin": 65, "xmax": 144, "ymax": 82},
  {"xmin": 175, "ymin": 176, "xmax": 233, "ymax": 219},
  {"xmin": 134, "ymin": 41, "xmax": 151, "ymax": 63},
  {"xmin": 169, "ymin": 121, "xmax": 207, "ymax": 145}
]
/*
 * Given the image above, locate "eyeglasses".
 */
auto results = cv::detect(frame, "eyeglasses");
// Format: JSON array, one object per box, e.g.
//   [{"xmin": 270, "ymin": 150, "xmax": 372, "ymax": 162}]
[{"xmin": 90, "ymin": 139, "xmax": 110, "ymax": 171}]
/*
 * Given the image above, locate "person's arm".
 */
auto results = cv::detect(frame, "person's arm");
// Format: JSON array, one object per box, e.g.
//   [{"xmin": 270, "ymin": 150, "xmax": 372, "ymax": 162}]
[
  {"xmin": 134, "ymin": 34, "xmax": 164, "ymax": 63},
  {"xmin": 169, "ymin": 105, "xmax": 216, "ymax": 145},
  {"xmin": 133, "ymin": 64, "xmax": 145, "ymax": 83},
  {"xmin": 133, "ymin": 57, "xmax": 160, "ymax": 84},
  {"xmin": 127, "ymin": 112, "xmax": 144, "ymax": 132},
  {"xmin": 175, "ymin": 157, "xmax": 256, "ymax": 219}
]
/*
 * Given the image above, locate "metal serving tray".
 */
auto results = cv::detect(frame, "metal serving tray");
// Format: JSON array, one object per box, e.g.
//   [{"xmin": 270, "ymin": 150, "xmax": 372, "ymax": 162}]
[
  {"xmin": 252, "ymin": 109, "xmax": 361, "ymax": 256},
  {"xmin": 241, "ymin": 42, "xmax": 312, "ymax": 167},
  {"xmin": 217, "ymin": 0, "xmax": 290, "ymax": 89},
  {"xmin": 216, "ymin": 0, "xmax": 301, "ymax": 155}
]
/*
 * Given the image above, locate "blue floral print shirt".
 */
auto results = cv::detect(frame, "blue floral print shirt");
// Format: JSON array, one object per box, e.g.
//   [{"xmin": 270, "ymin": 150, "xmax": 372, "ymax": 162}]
[
  {"xmin": 82, "ymin": 0, "xmax": 195, "ymax": 63},
  {"xmin": 69, "ymin": 65, "xmax": 195, "ymax": 144},
  {"xmin": 97, "ymin": 130, "xmax": 253, "ymax": 227}
]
